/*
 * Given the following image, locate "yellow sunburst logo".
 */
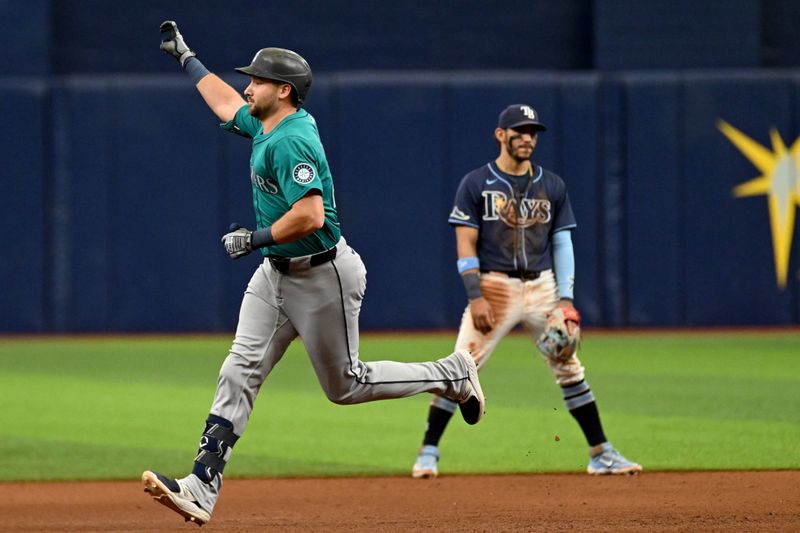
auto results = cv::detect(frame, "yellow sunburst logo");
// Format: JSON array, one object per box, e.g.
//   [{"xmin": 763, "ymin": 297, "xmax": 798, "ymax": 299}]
[{"xmin": 717, "ymin": 120, "xmax": 800, "ymax": 289}]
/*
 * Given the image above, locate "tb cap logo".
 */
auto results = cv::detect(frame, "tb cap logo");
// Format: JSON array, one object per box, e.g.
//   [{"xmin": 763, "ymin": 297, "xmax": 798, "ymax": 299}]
[{"xmin": 520, "ymin": 105, "xmax": 536, "ymax": 120}]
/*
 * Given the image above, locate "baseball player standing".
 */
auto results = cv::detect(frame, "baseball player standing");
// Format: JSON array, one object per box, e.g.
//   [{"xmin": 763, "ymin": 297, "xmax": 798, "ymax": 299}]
[
  {"xmin": 411, "ymin": 104, "xmax": 641, "ymax": 478},
  {"xmin": 142, "ymin": 22, "xmax": 485, "ymax": 526}
]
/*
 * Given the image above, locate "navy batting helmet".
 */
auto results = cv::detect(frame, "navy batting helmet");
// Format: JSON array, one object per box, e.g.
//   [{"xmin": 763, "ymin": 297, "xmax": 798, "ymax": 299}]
[{"xmin": 235, "ymin": 48, "xmax": 313, "ymax": 103}]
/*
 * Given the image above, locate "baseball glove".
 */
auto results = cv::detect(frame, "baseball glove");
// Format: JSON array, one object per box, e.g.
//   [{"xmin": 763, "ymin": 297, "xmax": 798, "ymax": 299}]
[{"xmin": 536, "ymin": 306, "xmax": 581, "ymax": 362}]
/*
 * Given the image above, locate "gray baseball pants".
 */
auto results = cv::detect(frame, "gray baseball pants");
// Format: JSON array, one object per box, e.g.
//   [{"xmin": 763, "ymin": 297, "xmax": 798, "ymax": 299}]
[{"xmin": 210, "ymin": 237, "xmax": 469, "ymax": 435}]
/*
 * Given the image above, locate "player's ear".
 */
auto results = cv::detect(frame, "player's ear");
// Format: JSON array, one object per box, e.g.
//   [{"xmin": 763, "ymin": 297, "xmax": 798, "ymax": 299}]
[
  {"xmin": 278, "ymin": 83, "xmax": 293, "ymax": 101},
  {"xmin": 494, "ymin": 127, "xmax": 505, "ymax": 144}
]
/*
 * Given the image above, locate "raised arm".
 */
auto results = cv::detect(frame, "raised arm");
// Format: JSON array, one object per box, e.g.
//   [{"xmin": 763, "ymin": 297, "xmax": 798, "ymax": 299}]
[
  {"xmin": 159, "ymin": 21, "xmax": 245, "ymax": 122},
  {"xmin": 194, "ymin": 74, "xmax": 245, "ymax": 123}
]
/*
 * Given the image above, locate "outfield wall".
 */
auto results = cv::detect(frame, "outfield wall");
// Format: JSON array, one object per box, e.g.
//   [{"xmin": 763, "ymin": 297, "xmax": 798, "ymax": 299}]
[
  {"xmin": 2, "ymin": 71, "xmax": 799, "ymax": 332},
  {"xmin": 6, "ymin": 0, "xmax": 800, "ymax": 73}
]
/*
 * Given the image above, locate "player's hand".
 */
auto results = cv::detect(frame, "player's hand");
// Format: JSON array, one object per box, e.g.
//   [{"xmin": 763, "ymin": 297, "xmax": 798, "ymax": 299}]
[
  {"xmin": 556, "ymin": 299, "xmax": 580, "ymax": 337},
  {"xmin": 537, "ymin": 301, "xmax": 581, "ymax": 362},
  {"xmin": 159, "ymin": 20, "xmax": 196, "ymax": 67},
  {"xmin": 469, "ymin": 297, "xmax": 495, "ymax": 334},
  {"xmin": 221, "ymin": 223, "xmax": 253, "ymax": 259}
]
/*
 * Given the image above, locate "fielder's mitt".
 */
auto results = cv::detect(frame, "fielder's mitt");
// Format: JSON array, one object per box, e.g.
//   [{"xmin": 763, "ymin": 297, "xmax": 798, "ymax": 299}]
[{"xmin": 536, "ymin": 306, "xmax": 581, "ymax": 362}]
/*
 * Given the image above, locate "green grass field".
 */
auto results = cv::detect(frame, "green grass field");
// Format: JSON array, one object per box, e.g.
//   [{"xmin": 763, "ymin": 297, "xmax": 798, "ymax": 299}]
[{"xmin": 0, "ymin": 331, "xmax": 798, "ymax": 482}]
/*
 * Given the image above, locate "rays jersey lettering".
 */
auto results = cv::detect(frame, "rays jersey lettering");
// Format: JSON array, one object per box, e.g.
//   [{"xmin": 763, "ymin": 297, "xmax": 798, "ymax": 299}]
[
  {"xmin": 447, "ymin": 162, "xmax": 577, "ymax": 272},
  {"xmin": 250, "ymin": 168, "xmax": 279, "ymax": 194},
  {"xmin": 482, "ymin": 191, "xmax": 551, "ymax": 227}
]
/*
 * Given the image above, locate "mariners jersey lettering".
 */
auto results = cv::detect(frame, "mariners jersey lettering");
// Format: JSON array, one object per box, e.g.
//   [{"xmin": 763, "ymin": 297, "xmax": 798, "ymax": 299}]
[
  {"xmin": 221, "ymin": 106, "xmax": 341, "ymax": 257},
  {"xmin": 448, "ymin": 162, "xmax": 576, "ymax": 272}
]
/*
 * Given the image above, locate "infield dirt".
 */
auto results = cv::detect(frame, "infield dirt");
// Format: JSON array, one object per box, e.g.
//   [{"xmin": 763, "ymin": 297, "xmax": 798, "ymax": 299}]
[{"xmin": 1, "ymin": 471, "xmax": 797, "ymax": 532}]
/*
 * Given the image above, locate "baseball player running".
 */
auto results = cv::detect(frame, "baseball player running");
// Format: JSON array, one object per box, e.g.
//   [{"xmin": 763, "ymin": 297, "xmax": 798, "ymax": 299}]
[
  {"xmin": 411, "ymin": 104, "xmax": 641, "ymax": 479},
  {"xmin": 142, "ymin": 21, "xmax": 485, "ymax": 526}
]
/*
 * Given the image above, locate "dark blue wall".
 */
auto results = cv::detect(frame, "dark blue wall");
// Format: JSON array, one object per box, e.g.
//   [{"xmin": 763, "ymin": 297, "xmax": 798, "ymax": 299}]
[
  {"xmin": 0, "ymin": 0, "xmax": 50, "ymax": 75},
  {"xmin": 2, "ymin": 1, "xmax": 800, "ymax": 332},
  {"xmin": 594, "ymin": 0, "xmax": 761, "ymax": 70},
  {"xmin": 2, "ymin": 71, "xmax": 799, "ymax": 332},
  {"xmin": 621, "ymin": 72, "xmax": 800, "ymax": 327},
  {"xmin": 0, "ymin": 81, "xmax": 48, "ymax": 330},
  {"xmin": 46, "ymin": 1, "xmax": 591, "ymax": 74},
  {"xmin": 4, "ymin": 1, "xmax": 800, "ymax": 76}
]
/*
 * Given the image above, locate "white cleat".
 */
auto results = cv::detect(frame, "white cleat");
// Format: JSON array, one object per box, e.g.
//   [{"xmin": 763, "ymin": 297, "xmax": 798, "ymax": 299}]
[
  {"xmin": 454, "ymin": 349, "xmax": 486, "ymax": 425},
  {"xmin": 587, "ymin": 443, "xmax": 643, "ymax": 475},
  {"xmin": 142, "ymin": 470, "xmax": 211, "ymax": 526}
]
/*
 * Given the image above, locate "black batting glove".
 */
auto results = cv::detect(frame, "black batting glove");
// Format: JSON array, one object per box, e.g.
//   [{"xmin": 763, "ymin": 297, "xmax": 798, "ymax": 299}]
[
  {"xmin": 221, "ymin": 224, "xmax": 253, "ymax": 259},
  {"xmin": 159, "ymin": 20, "xmax": 197, "ymax": 67}
]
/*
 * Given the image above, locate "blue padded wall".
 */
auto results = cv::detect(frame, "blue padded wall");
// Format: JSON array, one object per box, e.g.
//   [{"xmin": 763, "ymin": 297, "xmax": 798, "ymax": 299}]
[
  {"xmin": 1, "ymin": 70, "xmax": 799, "ymax": 332},
  {"xmin": 8, "ymin": 1, "xmax": 800, "ymax": 77},
  {"xmin": 762, "ymin": 0, "xmax": 800, "ymax": 67},
  {"xmin": 4, "ymin": 1, "xmax": 800, "ymax": 332},
  {"xmin": 623, "ymin": 74, "xmax": 684, "ymax": 326},
  {"xmin": 558, "ymin": 75, "xmax": 604, "ymax": 325},
  {"xmin": 50, "ymin": 77, "xmax": 227, "ymax": 331},
  {"xmin": 622, "ymin": 73, "xmax": 799, "ymax": 326},
  {"xmin": 0, "ymin": 0, "xmax": 50, "ymax": 75},
  {"xmin": 682, "ymin": 74, "xmax": 795, "ymax": 325},
  {"xmin": 330, "ymin": 74, "xmax": 451, "ymax": 329},
  {"xmin": 50, "ymin": 0, "xmax": 591, "ymax": 74},
  {"xmin": 0, "ymin": 82, "xmax": 48, "ymax": 330},
  {"xmin": 594, "ymin": 0, "xmax": 760, "ymax": 70}
]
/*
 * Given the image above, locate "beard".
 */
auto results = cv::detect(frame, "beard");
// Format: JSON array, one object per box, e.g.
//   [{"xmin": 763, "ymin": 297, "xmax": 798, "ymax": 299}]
[
  {"xmin": 505, "ymin": 137, "xmax": 533, "ymax": 163},
  {"xmin": 247, "ymin": 97, "xmax": 278, "ymax": 120}
]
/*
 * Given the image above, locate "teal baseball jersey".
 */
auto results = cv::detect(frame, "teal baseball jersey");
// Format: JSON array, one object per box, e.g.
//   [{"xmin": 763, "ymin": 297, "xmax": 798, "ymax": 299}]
[{"xmin": 221, "ymin": 106, "xmax": 340, "ymax": 257}]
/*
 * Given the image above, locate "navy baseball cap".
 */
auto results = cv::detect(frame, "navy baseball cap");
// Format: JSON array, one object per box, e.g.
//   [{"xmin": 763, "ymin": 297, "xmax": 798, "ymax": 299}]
[{"xmin": 497, "ymin": 104, "xmax": 547, "ymax": 131}]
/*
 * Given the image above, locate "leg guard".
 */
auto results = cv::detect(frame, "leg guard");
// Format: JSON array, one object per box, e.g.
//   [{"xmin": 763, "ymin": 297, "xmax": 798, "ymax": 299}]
[{"xmin": 192, "ymin": 414, "xmax": 239, "ymax": 483}]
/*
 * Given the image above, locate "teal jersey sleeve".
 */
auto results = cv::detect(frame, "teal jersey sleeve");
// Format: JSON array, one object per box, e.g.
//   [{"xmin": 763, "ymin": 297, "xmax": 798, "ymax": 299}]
[
  {"xmin": 219, "ymin": 105, "xmax": 262, "ymax": 139},
  {"xmin": 270, "ymin": 135, "xmax": 324, "ymax": 206}
]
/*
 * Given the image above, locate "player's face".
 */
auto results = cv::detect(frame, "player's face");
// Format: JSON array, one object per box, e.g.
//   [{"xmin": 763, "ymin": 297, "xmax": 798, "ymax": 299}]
[
  {"xmin": 502, "ymin": 127, "xmax": 538, "ymax": 162},
  {"xmin": 243, "ymin": 77, "xmax": 290, "ymax": 119}
]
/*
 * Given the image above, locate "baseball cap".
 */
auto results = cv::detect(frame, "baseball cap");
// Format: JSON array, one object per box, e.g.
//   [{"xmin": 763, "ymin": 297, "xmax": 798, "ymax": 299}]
[{"xmin": 497, "ymin": 104, "xmax": 547, "ymax": 131}]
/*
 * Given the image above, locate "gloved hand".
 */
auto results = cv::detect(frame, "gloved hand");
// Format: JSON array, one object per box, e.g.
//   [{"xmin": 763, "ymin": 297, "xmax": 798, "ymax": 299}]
[
  {"xmin": 221, "ymin": 223, "xmax": 253, "ymax": 259},
  {"xmin": 159, "ymin": 20, "xmax": 197, "ymax": 67},
  {"xmin": 536, "ymin": 304, "xmax": 581, "ymax": 362}
]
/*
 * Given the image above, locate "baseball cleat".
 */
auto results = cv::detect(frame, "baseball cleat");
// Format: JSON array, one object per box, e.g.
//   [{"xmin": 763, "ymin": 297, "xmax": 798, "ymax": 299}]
[
  {"xmin": 142, "ymin": 470, "xmax": 210, "ymax": 526},
  {"xmin": 455, "ymin": 349, "xmax": 486, "ymax": 425},
  {"xmin": 411, "ymin": 445, "xmax": 440, "ymax": 479},
  {"xmin": 587, "ymin": 443, "xmax": 642, "ymax": 475}
]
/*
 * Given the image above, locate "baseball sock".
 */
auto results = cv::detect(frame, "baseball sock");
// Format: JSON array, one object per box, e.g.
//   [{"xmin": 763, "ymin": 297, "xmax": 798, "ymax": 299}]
[
  {"xmin": 561, "ymin": 380, "xmax": 607, "ymax": 447},
  {"xmin": 422, "ymin": 397, "xmax": 457, "ymax": 446},
  {"xmin": 422, "ymin": 406, "xmax": 454, "ymax": 446},
  {"xmin": 191, "ymin": 414, "xmax": 239, "ymax": 484}
]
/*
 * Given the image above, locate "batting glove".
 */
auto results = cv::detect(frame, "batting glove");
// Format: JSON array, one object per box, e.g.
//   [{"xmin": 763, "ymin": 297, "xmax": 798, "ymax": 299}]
[
  {"xmin": 159, "ymin": 20, "xmax": 196, "ymax": 67},
  {"xmin": 221, "ymin": 224, "xmax": 253, "ymax": 259}
]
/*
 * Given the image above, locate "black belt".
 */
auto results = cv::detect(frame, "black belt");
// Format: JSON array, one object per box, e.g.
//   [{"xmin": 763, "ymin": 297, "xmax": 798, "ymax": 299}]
[
  {"xmin": 482, "ymin": 269, "xmax": 542, "ymax": 281},
  {"xmin": 269, "ymin": 246, "xmax": 337, "ymax": 274}
]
